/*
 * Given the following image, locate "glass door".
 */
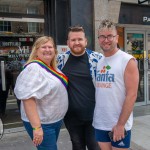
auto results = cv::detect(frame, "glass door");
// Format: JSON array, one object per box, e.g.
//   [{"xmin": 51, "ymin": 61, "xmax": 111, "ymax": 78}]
[
  {"xmin": 146, "ymin": 32, "xmax": 150, "ymax": 104},
  {"xmin": 0, "ymin": 38, "xmax": 33, "ymax": 129},
  {"xmin": 0, "ymin": 55, "xmax": 23, "ymax": 129},
  {"xmin": 125, "ymin": 31, "xmax": 146, "ymax": 106}
]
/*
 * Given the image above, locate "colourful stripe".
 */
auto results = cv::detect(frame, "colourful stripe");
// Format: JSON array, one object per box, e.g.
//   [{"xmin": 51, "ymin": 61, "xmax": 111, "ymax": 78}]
[{"xmin": 24, "ymin": 59, "xmax": 68, "ymax": 89}]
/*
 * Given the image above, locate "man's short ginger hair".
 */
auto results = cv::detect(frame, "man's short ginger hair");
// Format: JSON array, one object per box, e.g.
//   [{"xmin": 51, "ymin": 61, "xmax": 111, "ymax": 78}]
[
  {"xmin": 68, "ymin": 25, "xmax": 85, "ymax": 33},
  {"xmin": 67, "ymin": 25, "xmax": 86, "ymax": 39}
]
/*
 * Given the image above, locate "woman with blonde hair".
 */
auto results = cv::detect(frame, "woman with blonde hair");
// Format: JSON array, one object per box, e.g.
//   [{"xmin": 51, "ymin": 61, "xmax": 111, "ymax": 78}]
[{"xmin": 14, "ymin": 36, "xmax": 68, "ymax": 150}]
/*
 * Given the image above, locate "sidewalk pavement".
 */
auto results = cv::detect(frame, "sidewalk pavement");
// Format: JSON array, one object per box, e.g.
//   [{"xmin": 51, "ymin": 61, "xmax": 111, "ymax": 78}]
[
  {"xmin": 130, "ymin": 115, "xmax": 149, "ymax": 150},
  {"xmin": 0, "ymin": 128, "xmax": 72, "ymax": 150},
  {"xmin": 0, "ymin": 106, "xmax": 150, "ymax": 150}
]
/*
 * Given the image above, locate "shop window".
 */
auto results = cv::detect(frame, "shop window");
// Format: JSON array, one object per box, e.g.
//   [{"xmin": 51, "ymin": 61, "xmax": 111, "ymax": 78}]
[
  {"xmin": 0, "ymin": 21, "xmax": 11, "ymax": 32},
  {"xmin": 0, "ymin": 1, "xmax": 44, "ymax": 35},
  {"xmin": 28, "ymin": 22, "xmax": 39, "ymax": 33},
  {"xmin": 27, "ymin": 7, "xmax": 38, "ymax": 14},
  {"xmin": 0, "ymin": 5, "xmax": 10, "ymax": 12}
]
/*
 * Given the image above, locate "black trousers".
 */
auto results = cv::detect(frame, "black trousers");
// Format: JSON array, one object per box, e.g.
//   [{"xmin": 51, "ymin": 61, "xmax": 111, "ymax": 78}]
[
  {"xmin": 64, "ymin": 118, "xmax": 100, "ymax": 150},
  {"xmin": 0, "ymin": 86, "xmax": 9, "ymax": 115}
]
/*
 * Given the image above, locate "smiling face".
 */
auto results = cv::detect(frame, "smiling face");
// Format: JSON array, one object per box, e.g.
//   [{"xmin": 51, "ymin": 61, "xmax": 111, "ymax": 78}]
[
  {"xmin": 67, "ymin": 31, "xmax": 87, "ymax": 56},
  {"xmin": 98, "ymin": 28, "xmax": 119, "ymax": 56},
  {"xmin": 98, "ymin": 19, "xmax": 120, "ymax": 57},
  {"xmin": 36, "ymin": 41, "xmax": 56, "ymax": 66}
]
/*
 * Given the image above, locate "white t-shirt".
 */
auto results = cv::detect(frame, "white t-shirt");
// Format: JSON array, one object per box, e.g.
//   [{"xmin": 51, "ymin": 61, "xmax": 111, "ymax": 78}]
[
  {"xmin": 14, "ymin": 63, "xmax": 68, "ymax": 124},
  {"xmin": 93, "ymin": 50, "xmax": 134, "ymax": 131}
]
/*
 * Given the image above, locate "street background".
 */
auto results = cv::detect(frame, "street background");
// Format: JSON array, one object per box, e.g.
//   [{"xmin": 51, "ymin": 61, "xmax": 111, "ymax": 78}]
[{"xmin": 0, "ymin": 105, "xmax": 150, "ymax": 150}]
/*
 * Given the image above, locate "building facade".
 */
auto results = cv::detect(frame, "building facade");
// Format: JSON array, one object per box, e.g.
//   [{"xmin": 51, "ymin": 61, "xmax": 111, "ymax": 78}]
[
  {"xmin": 0, "ymin": 0, "xmax": 94, "ymax": 129},
  {"xmin": 94, "ymin": 0, "xmax": 150, "ymax": 107},
  {"xmin": 0, "ymin": 0, "xmax": 149, "ymax": 129}
]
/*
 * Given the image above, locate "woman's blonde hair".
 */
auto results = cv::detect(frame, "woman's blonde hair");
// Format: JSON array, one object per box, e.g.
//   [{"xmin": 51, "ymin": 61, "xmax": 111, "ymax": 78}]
[{"xmin": 26, "ymin": 36, "xmax": 58, "ymax": 69}]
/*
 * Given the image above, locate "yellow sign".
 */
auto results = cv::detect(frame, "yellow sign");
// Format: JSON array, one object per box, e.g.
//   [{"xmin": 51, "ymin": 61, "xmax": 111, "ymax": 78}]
[
  {"xmin": 132, "ymin": 52, "xmax": 150, "ymax": 59},
  {"xmin": 132, "ymin": 54, "xmax": 144, "ymax": 59}
]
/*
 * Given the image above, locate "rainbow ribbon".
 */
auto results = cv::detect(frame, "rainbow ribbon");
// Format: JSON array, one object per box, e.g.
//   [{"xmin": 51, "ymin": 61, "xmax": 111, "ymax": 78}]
[{"xmin": 24, "ymin": 59, "xmax": 68, "ymax": 89}]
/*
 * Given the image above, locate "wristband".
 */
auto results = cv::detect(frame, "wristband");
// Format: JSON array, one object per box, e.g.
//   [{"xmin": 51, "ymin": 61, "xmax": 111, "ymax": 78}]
[{"xmin": 33, "ymin": 126, "xmax": 42, "ymax": 130}]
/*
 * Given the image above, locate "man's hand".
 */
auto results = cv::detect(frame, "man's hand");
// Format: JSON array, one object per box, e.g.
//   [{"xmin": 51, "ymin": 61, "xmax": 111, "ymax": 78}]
[{"xmin": 112, "ymin": 125, "xmax": 125, "ymax": 142}]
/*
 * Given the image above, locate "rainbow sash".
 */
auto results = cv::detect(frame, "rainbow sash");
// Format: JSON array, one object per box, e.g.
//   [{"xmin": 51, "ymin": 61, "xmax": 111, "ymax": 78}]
[{"xmin": 23, "ymin": 59, "xmax": 68, "ymax": 89}]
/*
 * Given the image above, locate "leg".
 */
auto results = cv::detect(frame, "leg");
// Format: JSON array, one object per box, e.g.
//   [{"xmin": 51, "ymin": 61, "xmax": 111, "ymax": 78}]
[
  {"xmin": 23, "ymin": 121, "xmax": 34, "ymax": 140},
  {"xmin": 95, "ymin": 129, "xmax": 131, "ymax": 150},
  {"xmin": 23, "ymin": 120, "xmax": 62, "ymax": 150},
  {"xmin": 64, "ymin": 118, "xmax": 86, "ymax": 150},
  {"xmin": 95, "ymin": 129, "xmax": 112, "ymax": 150},
  {"xmin": 98, "ymin": 142, "xmax": 112, "ymax": 150},
  {"xmin": 84, "ymin": 121, "xmax": 100, "ymax": 150},
  {"xmin": 54, "ymin": 120, "xmax": 63, "ymax": 141},
  {"xmin": 38, "ymin": 120, "xmax": 63, "ymax": 150},
  {"xmin": 0, "ymin": 88, "xmax": 9, "ymax": 117},
  {"xmin": 0, "ymin": 91, "xmax": 6, "ymax": 115}
]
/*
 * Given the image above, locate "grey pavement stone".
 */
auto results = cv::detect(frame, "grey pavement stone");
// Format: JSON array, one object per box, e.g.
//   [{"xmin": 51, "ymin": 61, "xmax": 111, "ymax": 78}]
[
  {"xmin": 1, "ymin": 112, "xmax": 150, "ymax": 150},
  {"xmin": 58, "ymin": 129, "xmax": 72, "ymax": 150},
  {"xmin": 0, "ymin": 128, "xmax": 71, "ymax": 150},
  {"xmin": 130, "ymin": 142, "xmax": 147, "ymax": 150},
  {"xmin": 0, "ymin": 130, "xmax": 35, "ymax": 150}
]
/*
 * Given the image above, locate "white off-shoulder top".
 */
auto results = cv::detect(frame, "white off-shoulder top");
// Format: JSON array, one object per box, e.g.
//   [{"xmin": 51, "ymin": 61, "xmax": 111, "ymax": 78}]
[{"xmin": 14, "ymin": 63, "xmax": 68, "ymax": 124}]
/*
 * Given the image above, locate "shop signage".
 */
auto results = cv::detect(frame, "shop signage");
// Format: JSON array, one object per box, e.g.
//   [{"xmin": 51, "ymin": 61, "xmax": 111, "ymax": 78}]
[
  {"xmin": 0, "ymin": 42, "xmax": 21, "ymax": 47},
  {"xmin": 8, "ymin": 53, "xmax": 30, "ymax": 59},
  {"xmin": 119, "ymin": 3, "xmax": 150, "ymax": 25},
  {"xmin": 57, "ymin": 45, "xmax": 69, "ymax": 54},
  {"xmin": 143, "ymin": 16, "xmax": 150, "ymax": 22}
]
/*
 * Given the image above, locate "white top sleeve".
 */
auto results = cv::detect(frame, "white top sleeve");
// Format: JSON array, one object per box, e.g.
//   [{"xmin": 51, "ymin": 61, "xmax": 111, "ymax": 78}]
[{"xmin": 14, "ymin": 63, "xmax": 51, "ymax": 100}]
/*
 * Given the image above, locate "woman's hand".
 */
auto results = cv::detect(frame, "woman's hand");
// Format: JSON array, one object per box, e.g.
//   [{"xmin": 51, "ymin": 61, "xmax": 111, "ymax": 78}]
[{"xmin": 33, "ymin": 127, "xmax": 44, "ymax": 146}]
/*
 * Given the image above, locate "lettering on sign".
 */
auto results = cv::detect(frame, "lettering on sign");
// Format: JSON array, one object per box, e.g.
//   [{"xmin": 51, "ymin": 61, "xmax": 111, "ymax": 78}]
[
  {"xmin": 143, "ymin": 17, "xmax": 150, "ymax": 22},
  {"xmin": 0, "ymin": 42, "xmax": 21, "ymax": 47},
  {"xmin": 57, "ymin": 45, "xmax": 69, "ymax": 54}
]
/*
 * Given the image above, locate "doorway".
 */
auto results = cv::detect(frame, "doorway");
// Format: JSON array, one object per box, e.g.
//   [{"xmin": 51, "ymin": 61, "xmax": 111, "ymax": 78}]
[
  {"xmin": 0, "ymin": 37, "xmax": 33, "ymax": 129},
  {"xmin": 146, "ymin": 32, "xmax": 150, "ymax": 104},
  {"xmin": 0, "ymin": 56, "xmax": 22, "ymax": 129},
  {"xmin": 125, "ymin": 29, "xmax": 150, "ymax": 106}
]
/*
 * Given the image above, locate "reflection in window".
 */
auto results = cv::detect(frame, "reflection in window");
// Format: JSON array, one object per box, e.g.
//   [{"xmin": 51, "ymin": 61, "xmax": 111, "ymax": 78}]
[
  {"xmin": 0, "ymin": 0, "xmax": 44, "ymax": 14},
  {"xmin": 127, "ymin": 33, "xmax": 144, "ymax": 56},
  {"xmin": 0, "ymin": 0, "xmax": 44, "ymax": 35},
  {"xmin": 0, "ymin": 5, "xmax": 10, "ymax": 12},
  {"xmin": 0, "ymin": 21, "xmax": 11, "ymax": 32},
  {"xmin": 127, "ymin": 33, "xmax": 144, "ymax": 102},
  {"xmin": 28, "ymin": 22, "xmax": 39, "ymax": 33},
  {"xmin": 27, "ymin": 7, "xmax": 38, "ymax": 14},
  {"xmin": 148, "ymin": 34, "xmax": 150, "ymax": 69},
  {"xmin": 149, "ymin": 74, "xmax": 150, "ymax": 101}
]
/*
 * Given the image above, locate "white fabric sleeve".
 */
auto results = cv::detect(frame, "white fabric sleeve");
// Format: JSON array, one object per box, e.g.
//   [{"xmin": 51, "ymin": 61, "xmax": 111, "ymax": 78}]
[{"xmin": 14, "ymin": 63, "xmax": 51, "ymax": 100}]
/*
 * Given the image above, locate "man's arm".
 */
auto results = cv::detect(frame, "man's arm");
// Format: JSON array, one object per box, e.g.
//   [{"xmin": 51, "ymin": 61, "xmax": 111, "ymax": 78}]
[{"xmin": 113, "ymin": 58, "xmax": 139, "ymax": 142}]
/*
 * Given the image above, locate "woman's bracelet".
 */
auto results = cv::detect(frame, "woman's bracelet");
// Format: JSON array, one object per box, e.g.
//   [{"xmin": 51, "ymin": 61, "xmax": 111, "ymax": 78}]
[{"xmin": 33, "ymin": 126, "xmax": 42, "ymax": 131}]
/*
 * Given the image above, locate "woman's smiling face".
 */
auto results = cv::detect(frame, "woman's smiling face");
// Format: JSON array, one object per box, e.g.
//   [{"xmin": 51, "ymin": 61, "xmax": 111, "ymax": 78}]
[{"xmin": 36, "ymin": 41, "xmax": 55, "ymax": 66}]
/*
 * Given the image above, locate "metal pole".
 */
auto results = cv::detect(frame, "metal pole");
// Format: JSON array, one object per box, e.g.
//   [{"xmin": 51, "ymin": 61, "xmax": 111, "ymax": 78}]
[{"xmin": 1, "ymin": 61, "xmax": 6, "ymax": 91}]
